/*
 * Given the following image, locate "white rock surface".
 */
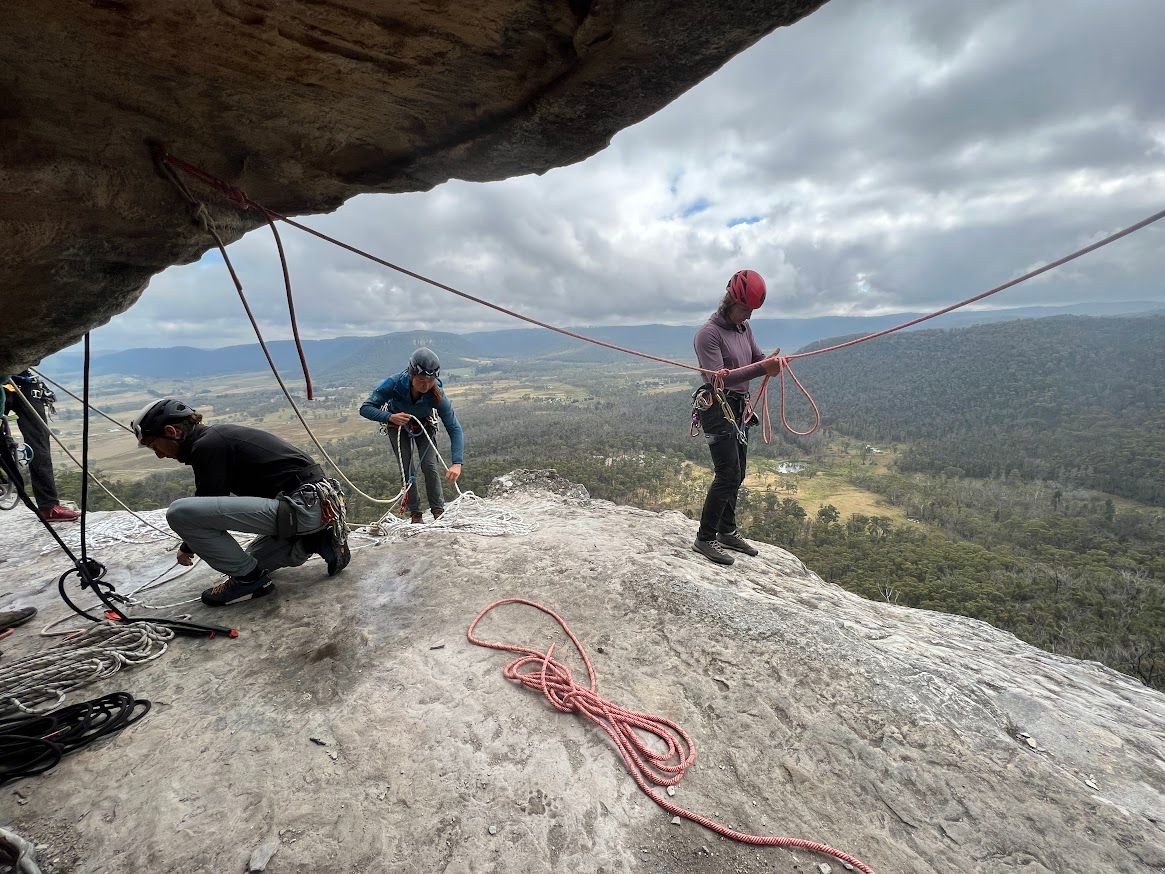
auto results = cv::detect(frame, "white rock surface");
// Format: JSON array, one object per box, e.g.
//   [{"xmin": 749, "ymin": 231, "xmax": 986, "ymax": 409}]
[{"xmin": 0, "ymin": 471, "xmax": 1162, "ymax": 873}]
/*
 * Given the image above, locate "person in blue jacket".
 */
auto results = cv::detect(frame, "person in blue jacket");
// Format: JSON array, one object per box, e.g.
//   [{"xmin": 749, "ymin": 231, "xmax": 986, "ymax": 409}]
[{"xmin": 359, "ymin": 348, "xmax": 464, "ymax": 523}]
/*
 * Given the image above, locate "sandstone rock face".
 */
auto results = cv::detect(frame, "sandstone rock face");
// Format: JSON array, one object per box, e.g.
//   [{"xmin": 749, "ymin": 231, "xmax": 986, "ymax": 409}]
[
  {"xmin": 0, "ymin": 472, "xmax": 1161, "ymax": 873},
  {"xmin": 0, "ymin": 1, "xmax": 827, "ymax": 373}
]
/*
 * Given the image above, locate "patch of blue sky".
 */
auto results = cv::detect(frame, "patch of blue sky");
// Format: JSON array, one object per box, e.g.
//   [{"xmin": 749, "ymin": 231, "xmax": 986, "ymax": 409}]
[
  {"xmin": 727, "ymin": 215, "xmax": 762, "ymax": 228},
  {"xmin": 680, "ymin": 197, "xmax": 711, "ymax": 218}
]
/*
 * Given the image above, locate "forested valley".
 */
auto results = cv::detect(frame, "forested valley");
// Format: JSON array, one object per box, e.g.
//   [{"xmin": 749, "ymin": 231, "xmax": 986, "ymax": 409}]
[{"xmin": 46, "ymin": 314, "xmax": 1165, "ymax": 691}]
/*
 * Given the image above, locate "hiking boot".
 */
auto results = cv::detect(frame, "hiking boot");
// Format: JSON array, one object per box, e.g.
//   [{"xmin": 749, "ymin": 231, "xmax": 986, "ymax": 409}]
[
  {"xmin": 0, "ymin": 606, "xmax": 37, "ymax": 630},
  {"xmin": 317, "ymin": 530, "xmax": 351, "ymax": 577},
  {"xmin": 431, "ymin": 508, "xmax": 444, "ymax": 521},
  {"xmin": 40, "ymin": 504, "xmax": 80, "ymax": 523},
  {"xmin": 692, "ymin": 538, "xmax": 734, "ymax": 566},
  {"xmin": 717, "ymin": 532, "xmax": 759, "ymax": 556},
  {"xmin": 410, "ymin": 511, "xmax": 424, "ymax": 524},
  {"xmin": 201, "ymin": 574, "xmax": 274, "ymax": 607}
]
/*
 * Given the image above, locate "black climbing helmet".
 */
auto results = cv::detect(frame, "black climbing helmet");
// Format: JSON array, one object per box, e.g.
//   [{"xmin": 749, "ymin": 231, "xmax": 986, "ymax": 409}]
[
  {"xmin": 131, "ymin": 398, "xmax": 197, "ymax": 445},
  {"xmin": 408, "ymin": 347, "xmax": 441, "ymax": 378}
]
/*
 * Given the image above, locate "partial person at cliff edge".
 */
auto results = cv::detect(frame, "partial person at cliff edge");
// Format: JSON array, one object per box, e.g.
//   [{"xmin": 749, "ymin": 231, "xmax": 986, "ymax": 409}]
[
  {"xmin": 2, "ymin": 370, "xmax": 80, "ymax": 522},
  {"xmin": 691, "ymin": 269, "xmax": 782, "ymax": 566}
]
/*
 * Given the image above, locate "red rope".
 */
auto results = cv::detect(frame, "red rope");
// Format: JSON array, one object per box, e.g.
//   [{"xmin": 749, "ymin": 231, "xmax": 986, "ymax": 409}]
[
  {"xmin": 468, "ymin": 598, "xmax": 877, "ymax": 874},
  {"xmin": 786, "ymin": 207, "xmax": 1165, "ymax": 362},
  {"xmin": 161, "ymin": 154, "xmax": 1165, "ymax": 438},
  {"xmin": 260, "ymin": 207, "xmax": 314, "ymax": 400}
]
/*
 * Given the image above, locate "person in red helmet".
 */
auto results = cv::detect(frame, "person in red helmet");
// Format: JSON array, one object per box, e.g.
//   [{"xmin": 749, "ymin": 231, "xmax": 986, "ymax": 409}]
[{"xmin": 690, "ymin": 269, "xmax": 782, "ymax": 565}]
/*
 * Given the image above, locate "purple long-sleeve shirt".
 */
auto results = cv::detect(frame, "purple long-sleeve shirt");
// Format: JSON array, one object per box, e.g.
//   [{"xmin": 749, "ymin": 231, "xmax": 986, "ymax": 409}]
[{"xmin": 693, "ymin": 313, "xmax": 767, "ymax": 393}]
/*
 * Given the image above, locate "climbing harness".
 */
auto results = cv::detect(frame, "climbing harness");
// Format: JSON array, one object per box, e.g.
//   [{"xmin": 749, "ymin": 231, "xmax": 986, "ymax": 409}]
[
  {"xmin": 690, "ymin": 384, "xmax": 751, "ymax": 445},
  {"xmin": 289, "ymin": 477, "xmax": 349, "ymax": 547},
  {"xmin": 468, "ymin": 599, "xmax": 876, "ymax": 874}
]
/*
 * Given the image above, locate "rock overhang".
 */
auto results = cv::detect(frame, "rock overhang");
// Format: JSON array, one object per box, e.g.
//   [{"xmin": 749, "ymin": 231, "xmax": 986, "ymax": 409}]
[{"xmin": 0, "ymin": 0, "xmax": 830, "ymax": 373}]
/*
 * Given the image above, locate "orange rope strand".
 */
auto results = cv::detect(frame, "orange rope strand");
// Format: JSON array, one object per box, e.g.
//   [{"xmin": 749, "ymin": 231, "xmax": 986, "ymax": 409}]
[{"xmin": 468, "ymin": 598, "xmax": 877, "ymax": 874}]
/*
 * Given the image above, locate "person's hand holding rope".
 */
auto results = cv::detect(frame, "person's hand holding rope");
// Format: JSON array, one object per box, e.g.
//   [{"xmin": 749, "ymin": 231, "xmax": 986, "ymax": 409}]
[
  {"xmin": 760, "ymin": 349, "xmax": 783, "ymax": 377},
  {"xmin": 176, "ymin": 545, "xmax": 195, "ymax": 567},
  {"xmin": 445, "ymin": 463, "xmax": 462, "ymax": 483},
  {"xmin": 387, "ymin": 412, "xmax": 411, "ymax": 427}
]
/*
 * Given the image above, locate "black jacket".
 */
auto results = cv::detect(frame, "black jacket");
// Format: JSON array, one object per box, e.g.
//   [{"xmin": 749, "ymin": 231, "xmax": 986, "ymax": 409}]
[{"xmin": 178, "ymin": 424, "xmax": 324, "ymax": 498}]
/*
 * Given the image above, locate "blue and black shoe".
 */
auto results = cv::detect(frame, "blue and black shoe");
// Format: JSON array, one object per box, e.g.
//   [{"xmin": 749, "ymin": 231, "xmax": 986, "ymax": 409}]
[
  {"xmin": 201, "ymin": 573, "xmax": 274, "ymax": 607},
  {"xmin": 317, "ymin": 530, "xmax": 351, "ymax": 577}
]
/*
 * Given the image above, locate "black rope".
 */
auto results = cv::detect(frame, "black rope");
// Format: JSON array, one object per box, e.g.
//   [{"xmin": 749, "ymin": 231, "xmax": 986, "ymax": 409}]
[{"xmin": 0, "ymin": 692, "xmax": 150, "ymax": 786}]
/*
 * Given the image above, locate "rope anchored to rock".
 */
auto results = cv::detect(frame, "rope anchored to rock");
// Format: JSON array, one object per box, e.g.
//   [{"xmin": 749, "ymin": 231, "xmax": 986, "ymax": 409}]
[{"xmin": 468, "ymin": 598, "xmax": 877, "ymax": 874}]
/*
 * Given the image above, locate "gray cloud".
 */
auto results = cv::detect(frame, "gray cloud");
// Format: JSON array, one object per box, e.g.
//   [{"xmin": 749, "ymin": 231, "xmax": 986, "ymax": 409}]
[{"xmin": 82, "ymin": 0, "xmax": 1165, "ymax": 354}]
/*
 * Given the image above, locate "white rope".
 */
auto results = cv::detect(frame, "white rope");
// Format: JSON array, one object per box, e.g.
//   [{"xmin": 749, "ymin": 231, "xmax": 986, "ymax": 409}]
[
  {"xmin": 362, "ymin": 491, "xmax": 538, "ymax": 539},
  {"xmin": 40, "ymin": 561, "xmax": 203, "ymax": 637},
  {"xmin": 0, "ymin": 827, "xmax": 43, "ymax": 874},
  {"xmin": 0, "ymin": 621, "xmax": 174, "ymax": 716},
  {"xmin": 358, "ymin": 416, "xmax": 535, "ymax": 538},
  {"xmin": 354, "ymin": 414, "xmax": 535, "ymax": 538},
  {"xmin": 38, "ymin": 509, "xmax": 177, "ymax": 555}
]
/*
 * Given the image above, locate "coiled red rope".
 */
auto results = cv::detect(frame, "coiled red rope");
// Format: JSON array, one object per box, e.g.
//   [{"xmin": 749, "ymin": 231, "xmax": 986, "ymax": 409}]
[
  {"xmin": 468, "ymin": 598, "xmax": 877, "ymax": 874},
  {"xmin": 161, "ymin": 154, "xmax": 1165, "ymax": 440}
]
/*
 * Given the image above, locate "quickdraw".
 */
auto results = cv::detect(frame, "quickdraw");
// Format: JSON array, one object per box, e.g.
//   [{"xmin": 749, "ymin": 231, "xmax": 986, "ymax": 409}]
[{"xmin": 690, "ymin": 385, "xmax": 750, "ymax": 444}]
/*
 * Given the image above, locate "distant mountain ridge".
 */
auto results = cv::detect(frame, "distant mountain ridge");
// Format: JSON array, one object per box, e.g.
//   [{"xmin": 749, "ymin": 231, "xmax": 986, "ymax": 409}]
[
  {"xmin": 795, "ymin": 313, "xmax": 1165, "ymax": 505},
  {"xmin": 39, "ymin": 300, "xmax": 1163, "ymax": 381}
]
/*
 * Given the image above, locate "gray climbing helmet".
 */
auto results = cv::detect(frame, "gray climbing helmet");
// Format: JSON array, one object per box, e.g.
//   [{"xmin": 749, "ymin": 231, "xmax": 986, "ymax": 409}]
[
  {"xmin": 130, "ymin": 398, "xmax": 197, "ymax": 445},
  {"xmin": 408, "ymin": 347, "xmax": 441, "ymax": 378}
]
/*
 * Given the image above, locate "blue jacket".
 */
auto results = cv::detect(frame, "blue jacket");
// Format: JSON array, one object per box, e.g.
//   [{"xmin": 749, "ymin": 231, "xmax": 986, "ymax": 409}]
[{"xmin": 359, "ymin": 371, "xmax": 464, "ymax": 464}]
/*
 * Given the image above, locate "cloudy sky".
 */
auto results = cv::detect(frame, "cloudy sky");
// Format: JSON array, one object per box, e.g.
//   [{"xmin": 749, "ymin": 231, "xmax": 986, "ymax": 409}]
[{"xmin": 91, "ymin": 0, "xmax": 1165, "ymax": 351}]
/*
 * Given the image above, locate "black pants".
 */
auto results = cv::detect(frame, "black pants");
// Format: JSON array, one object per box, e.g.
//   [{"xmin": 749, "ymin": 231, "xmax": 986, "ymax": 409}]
[
  {"xmin": 697, "ymin": 393, "xmax": 749, "ymax": 542},
  {"xmin": 5, "ymin": 385, "xmax": 58, "ymax": 509}
]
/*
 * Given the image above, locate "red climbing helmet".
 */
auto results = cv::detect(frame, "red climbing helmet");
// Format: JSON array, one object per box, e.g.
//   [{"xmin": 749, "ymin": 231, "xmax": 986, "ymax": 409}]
[{"xmin": 726, "ymin": 269, "xmax": 766, "ymax": 310}]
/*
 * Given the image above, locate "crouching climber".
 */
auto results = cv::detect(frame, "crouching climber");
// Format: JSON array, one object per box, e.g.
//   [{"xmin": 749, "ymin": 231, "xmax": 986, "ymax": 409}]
[{"xmin": 131, "ymin": 399, "xmax": 350, "ymax": 606}]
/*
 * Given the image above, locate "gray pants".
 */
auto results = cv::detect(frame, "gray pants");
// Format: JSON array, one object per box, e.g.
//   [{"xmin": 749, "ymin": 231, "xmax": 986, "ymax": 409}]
[
  {"xmin": 389, "ymin": 428, "xmax": 445, "ymax": 513},
  {"xmin": 166, "ymin": 493, "xmax": 326, "ymax": 577}
]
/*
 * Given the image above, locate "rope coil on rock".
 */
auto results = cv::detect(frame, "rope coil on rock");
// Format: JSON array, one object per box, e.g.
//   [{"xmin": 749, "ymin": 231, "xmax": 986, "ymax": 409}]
[
  {"xmin": 0, "ymin": 621, "xmax": 173, "ymax": 717},
  {"xmin": 0, "ymin": 691, "xmax": 151, "ymax": 787},
  {"xmin": 468, "ymin": 598, "xmax": 876, "ymax": 874},
  {"xmin": 361, "ymin": 415, "xmax": 535, "ymax": 538}
]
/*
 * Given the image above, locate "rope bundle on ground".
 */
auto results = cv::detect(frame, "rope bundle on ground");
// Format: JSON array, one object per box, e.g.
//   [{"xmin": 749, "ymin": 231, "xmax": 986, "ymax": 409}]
[
  {"xmin": 0, "ymin": 691, "xmax": 150, "ymax": 787},
  {"xmin": 359, "ymin": 418, "xmax": 536, "ymax": 538},
  {"xmin": 0, "ymin": 622, "xmax": 172, "ymax": 716},
  {"xmin": 363, "ymin": 492, "xmax": 538, "ymax": 539},
  {"xmin": 38, "ymin": 509, "xmax": 176, "ymax": 555},
  {"xmin": 468, "ymin": 598, "xmax": 877, "ymax": 874}
]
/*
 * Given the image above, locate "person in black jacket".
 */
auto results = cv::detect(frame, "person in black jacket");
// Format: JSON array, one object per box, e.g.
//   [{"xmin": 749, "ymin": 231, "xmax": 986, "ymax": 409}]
[{"xmin": 131, "ymin": 399, "xmax": 350, "ymax": 606}]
